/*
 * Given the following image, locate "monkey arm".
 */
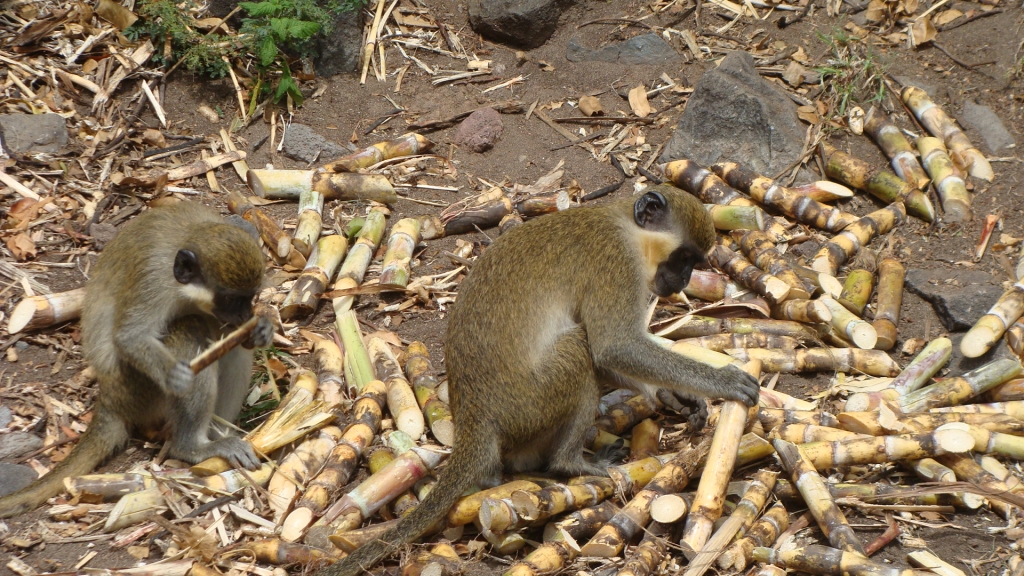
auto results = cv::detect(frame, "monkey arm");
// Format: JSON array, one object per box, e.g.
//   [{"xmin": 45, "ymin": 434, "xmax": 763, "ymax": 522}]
[{"xmin": 114, "ymin": 326, "xmax": 190, "ymax": 395}]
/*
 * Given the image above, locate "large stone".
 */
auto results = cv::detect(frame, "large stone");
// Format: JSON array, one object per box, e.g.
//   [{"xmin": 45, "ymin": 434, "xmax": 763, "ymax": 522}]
[
  {"xmin": 314, "ymin": 9, "xmax": 363, "ymax": 77},
  {"xmin": 282, "ymin": 124, "xmax": 347, "ymax": 164},
  {"xmin": 469, "ymin": 0, "xmax": 565, "ymax": 49},
  {"xmin": 904, "ymin": 268, "xmax": 1004, "ymax": 332},
  {"xmin": 0, "ymin": 462, "xmax": 37, "ymax": 497},
  {"xmin": 0, "ymin": 405, "xmax": 11, "ymax": 429},
  {"xmin": 0, "ymin": 431, "xmax": 43, "ymax": 461},
  {"xmin": 0, "ymin": 113, "xmax": 68, "ymax": 154},
  {"xmin": 658, "ymin": 52, "xmax": 805, "ymax": 177},
  {"xmin": 960, "ymin": 99, "xmax": 1016, "ymax": 154},
  {"xmin": 566, "ymin": 33, "xmax": 679, "ymax": 65},
  {"xmin": 454, "ymin": 108, "xmax": 503, "ymax": 153}
]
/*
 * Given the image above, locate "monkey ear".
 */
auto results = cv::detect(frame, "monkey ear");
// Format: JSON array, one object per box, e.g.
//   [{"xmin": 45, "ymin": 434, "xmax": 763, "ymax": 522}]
[
  {"xmin": 173, "ymin": 250, "xmax": 200, "ymax": 284},
  {"xmin": 634, "ymin": 191, "xmax": 667, "ymax": 228}
]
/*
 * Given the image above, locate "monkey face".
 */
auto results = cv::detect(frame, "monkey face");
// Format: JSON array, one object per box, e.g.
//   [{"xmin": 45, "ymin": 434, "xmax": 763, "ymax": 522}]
[
  {"xmin": 652, "ymin": 242, "xmax": 706, "ymax": 297},
  {"xmin": 212, "ymin": 290, "xmax": 257, "ymax": 327}
]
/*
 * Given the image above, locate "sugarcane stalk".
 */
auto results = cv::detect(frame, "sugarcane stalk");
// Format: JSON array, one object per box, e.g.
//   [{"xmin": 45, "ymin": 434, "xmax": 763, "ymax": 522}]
[
  {"xmin": 758, "ymin": 408, "xmax": 839, "ymax": 432},
  {"xmin": 1007, "ymin": 320, "xmax": 1024, "ymax": 359},
  {"xmin": 961, "ymin": 281, "xmax": 1024, "ymax": 358},
  {"xmin": 938, "ymin": 422, "xmax": 1024, "ymax": 459},
  {"xmin": 292, "ymin": 187, "xmax": 324, "ymax": 258},
  {"xmin": 7, "ymin": 287, "xmax": 86, "ymax": 334},
  {"xmin": 846, "ymin": 337, "xmax": 952, "ymax": 412},
  {"xmin": 970, "ymin": 456, "xmax": 1024, "ymax": 518},
  {"xmin": 104, "ymin": 487, "xmax": 167, "ymax": 532},
  {"xmin": 379, "ymin": 218, "xmax": 421, "ymax": 290},
  {"xmin": 821, "ymin": 143, "xmax": 934, "ymax": 221},
  {"xmin": 656, "ymin": 314, "xmax": 820, "ymax": 341},
  {"xmin": 711, "ymin": 161, "xmax": 858, "ymax": 232},
  {"xmin": 366, "ymin": 337, "xmax": 425, "ymax": 439},
  {"xmin": 280, "ymin": 235, "xmax": 349, "ymax": 320},
  {"xmin": 245, "ymin": 539, "xmax": 345, "ymax": 565},
  {"xmin": 309, "ymin": 333, "xmax": 345, "ymax": 406},
  {"xmin": 837, "ymin": 269, "xmax": 874, "ymax": 317},
  {"xmin": 247, "ymin": 169, "xmax": 398, "ymax": 204},
  {"xmin": 936, "ymin": 454, "xmax": 1021, "ymax": 517},
  {"xmin": 902, "ymin": 86, "xmax": 994, "ymax": 181},
  {"xmin": 187, "ymin": 315, "xmax": 262, "ymax": 376},
  {"xmin": 937, "ymin": 400, "xmax": 1024, "ymax": 419},
  {"xmin": 709, "ymin": 244, "xmax": 790, "ymax": 304},
  {"xmin": 331, "ymin": 209, "xmax": 387, "ymax": 315},
  {"xmin": 329, "ymin": 519, "xmax": 398, "ymax": 553},
  {"xmin": 193, "ymin": 462, "xmax": 274, "ymax": 493},
  {"xmin": 505, "ymin": 502, "xmax": 618, "ymax": 576},
  {"xmin": 986, "ymin": 377, "xmax": 1024, "ymax": 401},
  {"xmin": 447, "ymin": 480, "xmax": 543, "ymax": 526},
  {"xmin": 595, "ymin": 393, "xmax": 659, "ymax": 435},
  {"xmin": 819, "ymin": 296, "xmax": 877, "ymax": 349},
  {"xmin": 773, "ymin": 439, "xmax": 865, "ymax": 553},
  {"xmin": 772, "ymin": 299, "xmax": 832, "ymax": 324},
  {"xmin": 705, "ymin": 204, "xmax": 767, "ymax": 231},
  {"xmin": 773, "ymin": 479, "xmax": 949, "ymax": 507},
  {"xmin": 648, "ymin": 492, "xmax": 692, "ymax": 524},
  {"xmin": 629, "ymin": 418, "xmax": 661, "ymax": 460},
  {"xmin": 755, "ymin": 544, "xmax": 927, "ymax": 576},
  {"xmin": 737, "ymin": 230, "xmax": 811, "ymax": 299},
  {"xmin": 64, "ymin": 469, "xmax": 190, "ymax": 502},
  {"xmin": 510, "ymin": 477, "xmax": 615, "ymax": 527},
  {"xmin": 434, "ymin": 188, "xmax": 514, "ymax": 237},
  {"xmin": 899, "ymin": 358, "xmax": 1023, "ymax": 412},
  {"xmin": 226, "ymin": 190, "xmax": 293, "ymax": 259},
  {"xmin": 724, "ymin": 347, "xmax": 899, "ymax": 377},
  {"xmin": 267, "ymin": 425, "xmax": 344, "ymax": 520},
  {"xmin": 758, "ymin": 387, "xmax": 816, "ymax": 410},
  {"xmin": 770, "ymin": 423, "xmax": 867, "ymax": 443},
  {"xmin": 796, "ymin": 428, "xmax": 974, "ymax": 470},
  {"xmin": 616, "ymin": 521, "xmax": 671, "ymax": 576},
  {"xmin": 794, "ymin": 266, "xmax": 845, "ymax": 298},
  {"xmin": 335, "ymin": 309, "xmax": 375, "ymax": 393},
  {"xmin": 321, "ymin": 132, "xmax": 434, "ymax": 172},
  {"xmin": 676, "ymin": 269, "xmax": 744, "ymax": 302},
  {"xmin": 607, "ymin": 451, "xmax": 681, "ymax": 494},
  {"xmin": 864, "ymin": 106, "xmax": 931, "ymax": 190},
  {"xmin": 717, "ymin": 501, "xmax": 789, "ymax": 571},
  {"xmin": 405, "ymin": 341, "xmax": 454, "ymax": 446},
  {"xmin": 837, "ymin": 410, "xmax": 1024, "ymax": 436},
  {"xmin": 677, "ymin": 333, "xmax": 801, "ymax": 352},
  {"xmin": 811, "ymin": 203, "xmax": 907, "ymax": 275},
  {"xmin": 660, "ymin": 160, "xmax": 754, "ymax": 205},
  {"xmin": 907, "ymin": 551, "xmax": 969, "ymax": 576},
  {"xmin": 917, "ymin": 136, "xmax": 972, "ymax": 222},
  {"xmin": 872, "ymin": 258, "xmax": 905, "ymax": 350},
  {"xmin": 787, "ymin": 180, "xmax": 855, "ymax": 202}
]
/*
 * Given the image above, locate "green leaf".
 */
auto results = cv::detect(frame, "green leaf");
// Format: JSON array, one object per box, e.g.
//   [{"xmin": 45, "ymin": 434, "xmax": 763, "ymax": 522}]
[
  {"xmin": 258, "ymin": 37, "xmax": 277, "ymax": 66},
  {"xmin": 287, "ymin": 19, "xmax": 320, "ymax": 39},
  {"xmin": 270, "ymin": 17, "xmax": 290, "ymax": 40},
  {"xmin": 240, "ymin": 1, "xmax": 282, "ymax": 17},
  {"xmin": 273, "ymin": 62, "xmax": 303, "ymax": 105}
]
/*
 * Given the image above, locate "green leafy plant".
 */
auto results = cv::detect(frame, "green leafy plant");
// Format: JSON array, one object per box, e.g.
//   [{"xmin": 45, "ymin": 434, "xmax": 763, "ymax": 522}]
[
  {"xmin": 126, "ymin": 0, "xmax": 231, "ymax": 77},
  {"xmin": 813, "ymin": 28, "xmax": 889, "ymax": 117}
]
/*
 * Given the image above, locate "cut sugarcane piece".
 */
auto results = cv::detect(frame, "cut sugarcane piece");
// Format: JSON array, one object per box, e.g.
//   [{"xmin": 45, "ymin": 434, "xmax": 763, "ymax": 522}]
[
  {"xmin": 63, "ymin": 470, "xmax": 189, "ymax": 502},
  {"xmin": 794, "ymin": 266, "xmax": 845, "ymax": 298},
  {"xmin": 837, "ymin": 410, "xmax": 1024, "ymax": 436},
  {"xmin": 773, "ymin": 479, "xmax": 950, "ymax": 507},
  {"xmin": 331, "ymin": 209, "xmax": 387, "ymax": 315},
  {"xmin": 504, "ymin": 502, "xmax": 617, "ymax": 576},
  {"xmin": 649, "ymin": 493, "xmax": 692, "ymax": 524},
  {"xmin": 516, "ymin": 190, "xmax": 570, "ymax": 217},
  {"xmin": 280, "ymin": 235, "xmax": 348, "ymax": 320},
  {"xmin": 709, "ymin": 244, "xmax": 790, "ymax": 304},
  {"xmin": 711, "ymin": 161, "xmax": 857, "ymax": 232},
  {"xmin": 796, "ymin": 429, "xmax": 974, "ymax": 470},
  {"xmin": 607, "ymin": 451, "xmax": 681, "ymax": 494},
  {"xmin": 717, "ymin": 501, "xmax": 789, "ymax": 571},
  {"xmin": 8, "ymin": 287, "xmax": 85, "ymax": 334},
  {"xmin": 405, "ymin": 341, "xmax": 454, "ymax": 447},
  {"xmin": 772, "ymin": 299, "xmax": 832, "ymax": 324},
  {"xmin": 845, "ymin": 337, "xmax": 952, "ymax": 411},
  {"xmin": 903, "ymin": 458, "xmax": 982, "ymax": 510},
  {"xmin": 1008, "ymin": 320, "xmax": 1024, "ymax": 358},
  {"xmin": 246, "ymin": 539, "xmax": 345, "ymax": 564},
  {"xmin": 630, "ymin": 418, "xmax": 661, "ymax": 460},
  {"xmin": 902, "ymin": 86, "xmax": 993, "ymax": 181},
  {"xmin": 758, "ymin": 408, "xmax": 839, "ymax": 432},
  {"xmin": 864, "ymin": 106, "xmax": 931, "ymax": 190},
  {"xmin": 247, "ymin": 169, "xmax": 398, "ymax": 204},
  {"xmin": 336, "ymin": 309, "xmax": 375, "ymax": 392},
  {"xmin": 511, "ymin": 477, "xmax": 615, "ymax": 525},
  {"xmin": 368, "ymin": 337, "xmax": 425, "ymax": 440},
  {"xmin": 724, "ymin": 347, "xmax": 899, "ymax": 377},
  {"xmin": 660, "ymin": 160, "xmax": 754, "ymax": 205},
  {"xmin": 618, "ymin": 522, "xmax": 671, "ymax": 576},
  {"xmin": 907, "ymin": 551, "xmax": 968, "ymax": 576},
  {"xmin": 379, "ymin": 217, "xmax": 421, "ymax": 290},
  {"xmin": 819, "ymin": 296, "xmax": 877, "ymax": 349},
  {"xmin": 769, "ymin": 423, "xmax": 867, "ymax": 443},
  {"xmin": 321, "ymin": 132, "xmax": 434, "ymax": 172},
  {"xmin": 226, "ymin": 190, "xmax": 293, "ymax": 259},
  {"xmin": 737, "ymin": 230, "xmax": 811, "ymax": 299},
  {"xmin": 937, "ymin": 422, "xmax": 1024, "ymax": 459},
  {"xmin": 773, "ymin": 439, "xmax": 865, "ymax": 553},
  {"xmin": 432, "ymin": 188, "xmax": 512, "ymax": 237},
  {"xmin": 194, "ymin": 462, "xmax": 274, "ymax": 493},
  {"xmin": 267, "ymin": 425, "xmax": 343, "ymax": 520},
  {"xmin": 677, "ymin": 333, "xmax": 801, "ymax": 352},
  {"xmin": 704, "ymin": 203, "xmax": 767, "ymax": 231},
  {"xmin": 788, "ymin": 180, "xmax": 855, "ymax": 202},
  {"xmin": 187, "ymin": 315, "xmax": 262, "ymax": 376},
  {"xmin": 937, "ymin": 454, "xmax": 1021, "ymax": 517},
  {"xmin": 309, "ymin": 332, "xmax": 345, "ymax": 406},
  {"xmin": 899, "ymin": 358, "xmax": 1023, "ymax": 413},
  {"xmin": 677, "ymin": 269, "xmax": 744, "ymax": 302},
  {"xmin": 104, "ymin": 487, "xmax": 166, "ymax": 532},
  {"xmin": 595, "ymin": 393, "xmax": 658, "ymax": 435},
  {"xmin": 987, "ymin": 377, "xmax": 1024, "ymax": 401},
  {"xmin": 821, "ymin": 143, "xmax": 934, "ymax": 221},
  {"xmin": 937, "ymin": 400, "xmax": 1024, "ymax": 419},
  {"xmin": 811, "ymin": 203, "xmax": 906, "ymax": 275},
  {"xmin": 292, "ymin": 187, "xmax": 324, "ymax": 258},
  {"xmin": 755, "ymin": 544, "xmax": 923, "ymax": 576},
  {"xmin": 449, "ymin": 480, "xmax": 543, "ymax": 526},
  {"xmin": 656, "ymin": 314, "xmax": 820, "ymax": 341},
  {"xmin": 961, "ymin": 280, "xmax": 1024, "ymax": 358},
  {"xmin": 918, "ymin": 136, "xmax": 972, "ymax": 222},
  {"xmin": 759, "ymin": 388, "xmax": 816, "ymax": 410},
  {"xmin": 872, "ymin": 257, "xmax": 906, "ymax": 350},
  {"xmin": 837, "ymin": 269, "xmax": 874, "ymax": 316}
]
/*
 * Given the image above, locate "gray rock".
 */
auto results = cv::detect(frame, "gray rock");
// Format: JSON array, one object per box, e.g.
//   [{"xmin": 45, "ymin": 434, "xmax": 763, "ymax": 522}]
[
  {"xmin": 315, "ymin": 9, "xmax": 363, "ymax": 77},
  {"xmin": 0, "ymin": 113, "xmax": 68, "ymax": 154},
  {"xmin": 960, "ymin": 99, "xmax": 1016, "ymax": 154},
  {"xmin": 0, "ymin": 407, "xmax": 10, "ymax": 430},
  {"xmin": 282, "ymin": 124, "xmax": 347, "ymax": 164},
  {"xmin": 0, "ymin": 431, "xmax": 43, "ymax": 461},
  {"xmin": 658, "ymin": 52, "xmax": 805, "ymax": 177},
  {"xmin": 904, "ymin": 268, "xmax": 1004, "ymax": 332},
  {"xmin": 566, "ymin": 33, "xmax": 679, "ymax": 65},
  {"xmin": 454, "ymin": 108, "xmax": 503, "ymax": 153},
  {"xmin": 947, "ymin": 331, "xmax": 1016, "ymax": 375},
  {"xmin": 0, "ymin": 462, "xmax": 37, "ymax": 497},
  {"xmin": 469, "ymin": 0, "xmax": 565, "ymax": 49}
]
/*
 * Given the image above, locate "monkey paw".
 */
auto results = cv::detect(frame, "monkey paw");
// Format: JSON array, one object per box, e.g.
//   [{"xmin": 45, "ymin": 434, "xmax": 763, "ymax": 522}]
[
  {"xmin": 166, "ymin": 361, "xmax": 194, "ymax": 396},
  {"xmin": 251, "ymin": 315, "xmax": 275, "ymax": 348},
  {"xmin": 211, "ymin": 437, "xmax": 261, "ymax": 470},
  {"xmin": 657, "ymin": 389, "xmax": 709, "ymax": 430},
  {"xmin": 719, "ymin": 364, "xmax": 761, "ymax": 406},
  {"xmin": 592, "ymin": 438, "xmax": 629, "ymax": 466}
]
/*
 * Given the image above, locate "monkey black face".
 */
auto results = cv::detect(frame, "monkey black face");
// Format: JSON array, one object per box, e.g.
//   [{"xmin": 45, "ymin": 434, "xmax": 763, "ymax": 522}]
[
  {"xmin": 174, "ymin": 249, "xmax": 256, "ymax": 326},
  {"xmin": 652, "ymin": 242, "xmax": 706, "ymax": 298},
  {"xmin": 212, "ymin": 291, "xmax": 257, "ymax": 326}
]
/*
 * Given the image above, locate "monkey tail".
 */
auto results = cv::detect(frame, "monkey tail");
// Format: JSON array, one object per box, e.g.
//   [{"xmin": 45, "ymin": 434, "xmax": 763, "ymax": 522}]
[
  {"xmin": 316, "ymin": 440, "xmax": 495, "ymax": 576},
  {"xmin": 0, "ymin": 405, "xmax": 128, "ymax": 518}
]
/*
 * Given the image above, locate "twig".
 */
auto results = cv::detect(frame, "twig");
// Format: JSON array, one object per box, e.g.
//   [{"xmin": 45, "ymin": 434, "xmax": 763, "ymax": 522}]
[
  {"xmin": 577, "ymin": 17, "xmax": 655, "ymax": 30},
  {"xmin": 932, "ymin": 42, "xmax": 990, "ymax": 70},
  {"xmin": 550, "ymin": 131, "xmax": 606, "ymax": 151},
  {"xmin": 190, "ymin": 316, "xmax": 260, "ymax": 374},
  {"xmin": 143, "ymin": 136, "xmax": 205, "ymax": 158},
  {"xmin": 937, "ymin": 8, "xmax": 1002, "ymax": 31},
  {"xmin": 553, "ymin": 116, "xmax": 654, "ymax": 124},
  {"xmin": 777, "ymin": 0, "xmax": 814, "ymax": 28},
  {"xmin": 864, "ymin": 514, "xmax": 899, "ymax": 556}
]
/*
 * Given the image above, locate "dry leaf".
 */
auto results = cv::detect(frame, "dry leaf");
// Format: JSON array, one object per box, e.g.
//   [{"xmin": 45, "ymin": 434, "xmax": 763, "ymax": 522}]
[
  {"xmin": 628, "ymin": 86, "xmax": 652, "ymax": 118},
  {"xmin": 537, "ymin": 60, "xmax": 555, "ymax": 72},
  {"xmin": 791, "ymin": 46, "xmax": 810, "ymax": 63},
  {"xmin": 902, "ymin": 337, "xmax": 926, "ymax": 355},
  {"xmin": 127, "ymin": 546, "xmax": 150, "ymax": 560},
  {"xmin": 579, "ymin": 95, "xmax": 604, "ymax": 117},
  {"xmin": 198, "ymin": 105, "xmax": 220, "ymax": 123},
  {"xmin": 7, "ymin": 233, "xmax": 37, "ymax": 260},
  {"xmin": 885, "ymin": 32, "xmax": 908, "ymax": 44},
  {"xmin": 143, "ymin": 129, "xmax": 166, "ymax": 148},
  {"xmin": 903, "ymin": 0, "xmax": 920, "ymax": 13},
  {"xmin": 911, "ymin": 17, "xmax": 937, "ymax": 47},
  {"xmin": 848, "ymin": 106, "xmax": 865, "ymax": 135},
  {"xmin": 783, "ymin": 61, "xmax": 807, "ymax": 86},
  {"xmin": 95, "ymin": 0, "xmax": 137, "ymax": 30},
  {"xmin": 933, "ymin": 9, "xmax": 963, "ymax": 25},
  {"xmin": 865, "ymin": 0, "xmax": 888, "ymax": 22},
  {"xmin": 797, "ymin": 105, "xmax": 821, "ymax": 124}
]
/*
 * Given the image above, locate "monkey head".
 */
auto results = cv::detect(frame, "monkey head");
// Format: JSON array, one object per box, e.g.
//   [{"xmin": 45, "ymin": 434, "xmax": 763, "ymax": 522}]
[
  {"xmin": 633, "ymin": 184, "xmax": 715, "ymax": 298},
  {"xmin": 173, "ymin": 223, "xmax": 265, "ymax": 326}
]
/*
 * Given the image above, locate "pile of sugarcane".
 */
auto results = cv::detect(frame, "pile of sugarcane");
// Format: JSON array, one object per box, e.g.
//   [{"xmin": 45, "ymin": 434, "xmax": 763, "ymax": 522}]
[{"xmin": 8, "ymin": 86, "xmax": 1022, "ymax": 576}]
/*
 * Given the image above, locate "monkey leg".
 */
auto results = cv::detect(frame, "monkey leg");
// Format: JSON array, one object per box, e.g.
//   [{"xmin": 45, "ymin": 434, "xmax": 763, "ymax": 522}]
[{"xmin": 213, "ymin": 346, "xmax": 255, "ymax": 425}]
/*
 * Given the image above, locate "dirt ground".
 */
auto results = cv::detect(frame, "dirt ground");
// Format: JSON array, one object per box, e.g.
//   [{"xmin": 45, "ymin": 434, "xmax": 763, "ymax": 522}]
[{"xmin": 2, "ymin": 0, "xmax": 1024, "ymax": 574}]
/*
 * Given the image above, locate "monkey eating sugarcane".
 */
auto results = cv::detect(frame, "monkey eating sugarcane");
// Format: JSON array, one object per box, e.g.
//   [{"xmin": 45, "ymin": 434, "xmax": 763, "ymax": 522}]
[
  {"xmin": 0, "ymin": 202, "xmax": 273, "ymax": 518},
  {"xmin": 321, "ymin": 184, "xmax": 760, "ymax": 576}
]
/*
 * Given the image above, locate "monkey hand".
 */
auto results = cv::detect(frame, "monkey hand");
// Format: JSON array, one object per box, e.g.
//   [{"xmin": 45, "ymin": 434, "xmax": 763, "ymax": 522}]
[
  {"xmin": 245, "ymin": 315, "xmax": 275, "ymax": 349},
  {"xmin": 656, "ymin": 389, "xmax": 709, "ymax": 430},
  {"xmin": 166, "ymin": 361, "xmax": 195, "ymax": 396},
  {"xmin": 211, "ymin": 437, "xmax": 261, "ymax": 470},
  {"xmin": 715, "ymin": 364, "xmax": 761, "ymax": 406}
]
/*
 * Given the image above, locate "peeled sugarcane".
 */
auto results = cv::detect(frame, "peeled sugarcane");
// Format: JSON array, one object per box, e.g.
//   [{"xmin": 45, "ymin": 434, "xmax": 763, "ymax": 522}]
[
  {"xmin": 837, "ymin": 269, "xmax": 874, "ymax": 316},
  {"xmin": 711, "ymin": 161, "xmax": 858, "ymax": 232},
  {"xmin": 758, "ymin": 388, "xmax": 816, "ymax": 410},
  {"xmin": 282, "ymin": 380, "xmax": 386, "ymax": 544},
  {"xmin": 796, "ymin": 428, "xmax": 974, "ymax": 470},
  {"xmin": 510, "ymin": 477, "xmax": 616, "ymax": 527},
  {"xmin": 917, "ymin": 137, "xmax": 972, "ymax": 222},
  {"xmin": 772, "ymin": 299, "xmax": 832, "ymax": 324},
  {"xmin": 705, "ymin": 204, "xmax": 767, "ymax": 231},
  {"xmin": 811, "ymin": 203, "xmax": 907, "ymax": 275},
  {"xmin": 677, "ymin": 269, "xmax": 743, "ymax": 302},
  {"xmin": 678, "ymin": 333, "xmax": 800, "ymax": 352},
  {"xmin": 247, "ymin": 169, "xmax": 397, "ymax": 204},
  {"xmin": 838, "ymin": 411, "xmax": 1024, "ymax": 437},
  {"xmin": 758, "ymin": 408, "xmax": 839, "ymax": 432},
  {"xmin": 794, "ymin": 266, "xmax": 845, "ymax": 298},
  {"xmin": 104, "ymin": 487, "xmax": 167, "ymax": 532},
  {"xmin": 503, "ymin": 501, "xmax": 617, "ymax": 576},
  {"xmin": 405, "ymin": 341, "xmax": 454, "ymax": 446},
  {"xmin": 845, "ymin": 337, "xmax": 952, "ymax": 412},
  {"xmin": 937, "ymin": 400, "xmax": 1024, "ymax": 419},
  {"xmin": 936, "ymin": 454, "xmax": 1021, "ymax": 517},
  {"xmin": 773, "ymin": 439, "xmax": 865, "ymax": 553},
  {"xmin": 736, "ymin": 230, "xmax": 811, "ymax": 300},
  {"xmin": 770, "ymin": 423, "xmax": 867, "ymax": 443},
  {"xmin": 607, "ymin": 451, "xmax": 681, "ymax": 494},
  {"xmin": 292, "ymin": 188, "xmax": 324, "ymax": 258},
  {"xmin": 872, "ymin": 257, "xmax": 905, "ymax": 350},
  {"xmin": 595, "ymin": 393, "xmax": 658, "ymax": 435},
  {"xmin": 193, "ymin": 462, "xmax": 274, "ymax": 493},
  {"xmin": 938, "ymin": 422, "xmax": 1024, "ymax": 459},
  {"xmin": 660, "ymin": 159, "xmax": 753, "ymax": 205},
  {"xmin": 280, "ymin": 235, "xmax": 348, "ymax": 320},
  {"xmin": 331, "ymin": 209, "xmax": 387, "ymax": 314},
  {"xmin": 378, "ymin": 218, "xmax": 421, "ymax": 290},
  {"xmin": 755, "ymin": 544, "xmax": 928, "ymax": 576},
  {"xmin": 616, "ymin": 521, "xmax": 671, "ymax": 576},
  {"xmin": 899, "ymin": 357, "xmax": 1023, "ymax": 413},
  {"xmin": 656, "ymin": 314, "xmax": 820, "ymax": 341},
  {"xmin": 226, "ymin": 190, "xmax": 295, "ymax": 262},
  {"xmin": 724, "ymin": 347, "xmax": 899, "ymax": 377},
  {"xmin": 580, "ymin": 437, "xmax": 711, "ymax": 557},
  {"xmin": 368, "ymin": 337, "xmax": 425, "ymax": 440},
  {"xmin": 864, "ymin": 107, "xmax": 931, "ymax": 190},
  {"xmin": 961, "ymin": 280, "xmax": 1024, "ymax": 358},
  {"xmin": 717, "ymin": 501, "xmax": 789, "ymax": 571},
  {"xmin": 245, "ymin": 539, "xmax": 345, "ymax": 565},
  {"xmin": 682, "ymin": 469, "xmax": 777, "ymax": 576},
  {"xmin": 709, "ymin": 244, "xmax": 790, "ymax": 305},
  {"xmin": 321, "ymin": 132, "xmax": 434, "ymax": 172},
  {"xmin": 267, "ymin": 425, "xmax": 344, "ymax": 520},
  {"xmin": 902, "ymin": 86, "xmax": 993, "ymax": 181},
  {"xmin": 819, "ymin": 296, "xmax": 877, "ymax": 349},
  {"xmin": 821, "ymin": 143, "xmax": 933, "ymax": 222},
  {"xmin": 649, "ymin": 492, "xmax": 692, "ymax": 524},
  {"xmin": 787, "ymin": 180, "xmax": 855, "ymax": 202},
  {"xmin": 7, "ymin": 287, "xmax": 85, "ymax": 334}
]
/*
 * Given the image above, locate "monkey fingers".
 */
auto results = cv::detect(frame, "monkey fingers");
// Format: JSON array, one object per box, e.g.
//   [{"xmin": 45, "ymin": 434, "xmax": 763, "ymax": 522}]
[
  {"xmin": 717, "ymin": 364, "xmax": 761, "ymax": 407},
  {"xmin": 247, "ymin": 315, "xmax": 276, "ymax": 349},
  {"xmin": 592, "ymin": 437, "xmax": 629, "ymax": 467},
  {"xmin": 211, "ymin": 437, "xmax": 261, "ymax": 471},
  {"xmin": 656, "ymin": 389, "xmax": 709, "ymax": 430},
  {"xmin": 167, "ymin": 361, "xmax": 195, "ymax": 396}
]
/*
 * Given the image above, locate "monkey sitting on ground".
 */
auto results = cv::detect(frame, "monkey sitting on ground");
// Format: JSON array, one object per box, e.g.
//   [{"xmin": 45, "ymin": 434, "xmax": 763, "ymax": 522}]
[
  {"xmin": 0, "ymin": 202, "xmax": 273, "ymax": 518},
  {"xmin": 321, "ymin": 184, "xmax": 760, "ymax": 576}
]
